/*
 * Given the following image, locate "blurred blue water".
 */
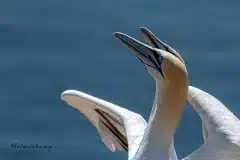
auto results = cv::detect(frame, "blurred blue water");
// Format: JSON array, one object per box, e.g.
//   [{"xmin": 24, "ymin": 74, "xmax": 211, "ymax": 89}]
[{"xmin": 0, "ymin": 0, "xmax": 239, "ymax": 159}]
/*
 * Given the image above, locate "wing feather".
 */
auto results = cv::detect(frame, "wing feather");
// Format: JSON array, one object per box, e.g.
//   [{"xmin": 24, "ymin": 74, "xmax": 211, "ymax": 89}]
[{"xmin": 61, "ymin": 90, "xmax": 147, "ymax": 157}]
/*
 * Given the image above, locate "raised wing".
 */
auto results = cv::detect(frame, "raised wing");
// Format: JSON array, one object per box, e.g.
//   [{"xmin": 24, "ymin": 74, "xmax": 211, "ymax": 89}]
[
  {"xmin": 187, "ymin": 86, "xmax": 239, "ymax": 138},
  {"xmin": 184, "ymin": 86, "xmax": 240, "ymax": 160},
  {"xmin": 61, "ymin": 90, "xmax": 147, "ymax": 159}
]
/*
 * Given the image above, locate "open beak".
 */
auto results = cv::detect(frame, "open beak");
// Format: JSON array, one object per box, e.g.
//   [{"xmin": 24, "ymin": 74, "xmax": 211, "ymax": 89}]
[
  {"xmin": 140, "ymin": 27, "xmax": 185, "ymax": 64},
  {"xmin": 114, "ymin": 32, "xmax": 164, "ymax": 76}
]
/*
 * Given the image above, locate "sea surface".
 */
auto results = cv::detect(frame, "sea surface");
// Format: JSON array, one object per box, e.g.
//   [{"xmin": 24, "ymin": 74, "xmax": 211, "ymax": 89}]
[{"xmin": 0, "ymin": 0, "xmax": 239, "ymax": 159}]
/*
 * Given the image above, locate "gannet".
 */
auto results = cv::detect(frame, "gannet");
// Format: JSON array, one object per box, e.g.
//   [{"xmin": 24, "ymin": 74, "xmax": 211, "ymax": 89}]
[
  {"xmin": 61, "ymin": 27, "xmax": 240, "ymax": 160},
  {"xmin": 139, "ymin": 27, "xmax": 240, "ymax": 160},
  {"xmin": 61, "ymin": 29, "xmax": 188, "ymax": 160}
]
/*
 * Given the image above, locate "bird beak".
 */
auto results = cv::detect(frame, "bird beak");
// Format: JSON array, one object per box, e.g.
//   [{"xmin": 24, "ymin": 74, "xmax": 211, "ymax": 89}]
[
  {"xmin": 140, "ymin": 27, "xmax": 167, "ymax": 50},
  {"xmin": 140, "ymin": 27, "xmax": 185, "ymax": 64},
  {"xmin": 114, "ymin": 32, "xmax": 164, "ymax": 75}
]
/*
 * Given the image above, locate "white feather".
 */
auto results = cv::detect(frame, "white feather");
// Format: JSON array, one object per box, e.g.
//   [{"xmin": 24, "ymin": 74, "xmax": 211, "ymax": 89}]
[
  {"xmin": 61, "ymin": 90, "xmax": 147, "ymax": 159},
  {"xmin": 184, "ymin": 86, "xmax": 240, "ymax": 160}
]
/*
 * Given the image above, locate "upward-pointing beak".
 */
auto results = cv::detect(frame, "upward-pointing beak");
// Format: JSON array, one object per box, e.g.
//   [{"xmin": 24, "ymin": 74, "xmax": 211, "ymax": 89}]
[
  {"xmin": 140, "ymin": 27, "xmax": 167, "ymax": 50},
  {"xmin": 140, "ymin": 27, "xmax": 185, "ymax": 64},
  {"xmin": 114, "ymin": 32, "xmax": 164, "ymax": 76}
]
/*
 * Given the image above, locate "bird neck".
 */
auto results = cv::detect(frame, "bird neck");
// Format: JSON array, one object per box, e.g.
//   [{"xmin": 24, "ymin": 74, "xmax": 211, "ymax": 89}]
[
  {"xmin": 134, "ymin": 81, "xmax": 186, "ymax": 160},
  {"xmin": 151, "ymin": 81, "xmax": 186, "ymax": 136}
]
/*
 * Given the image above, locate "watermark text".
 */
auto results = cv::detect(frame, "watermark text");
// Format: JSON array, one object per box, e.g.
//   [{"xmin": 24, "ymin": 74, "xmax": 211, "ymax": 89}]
[{"xmin": 10, "ymin": 142, "xmax": 52, "ymax": 152}]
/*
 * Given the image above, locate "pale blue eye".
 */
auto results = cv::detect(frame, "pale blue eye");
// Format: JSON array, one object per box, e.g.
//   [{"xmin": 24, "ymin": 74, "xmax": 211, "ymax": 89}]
[{"xmin": 157, "ymin": 55, "xmax": 163, "ymax": 64}]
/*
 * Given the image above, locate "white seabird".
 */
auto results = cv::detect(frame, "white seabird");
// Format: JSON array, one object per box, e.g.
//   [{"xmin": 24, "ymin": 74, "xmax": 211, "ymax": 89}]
[
  {"xmin": 61, "ymin": 30, "xmax": 188, "ymax": 160},
  {"xmin": 139, "ymin": 27, "xmax": 240, "ymax": 160},
  {"xmin": 61, "ymin": 27, "xmax": 240, "ymax": 160}
]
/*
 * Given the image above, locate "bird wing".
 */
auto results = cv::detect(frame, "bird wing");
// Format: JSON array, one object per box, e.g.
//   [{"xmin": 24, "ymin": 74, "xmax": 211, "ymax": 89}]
[
  {"xmin": 187, "ymin": 86, "xmax": 239, "ymax": 138},
  {"xmin": 61, "ymin": 90, "xmax": 147, "ymax": 158},
  {"xmin": 183, "ymin": 86, "xmax": 240, "ymax": 160}
]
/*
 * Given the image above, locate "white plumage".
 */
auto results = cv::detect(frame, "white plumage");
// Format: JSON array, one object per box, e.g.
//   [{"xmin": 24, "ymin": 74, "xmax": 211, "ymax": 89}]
[
  {"xmin": 61, "ymin": 27, "xmax": 240, "ymax": 160},
  {"xmin": 61, "ymin": 90, "xmax": 147, "ymax": 160}
]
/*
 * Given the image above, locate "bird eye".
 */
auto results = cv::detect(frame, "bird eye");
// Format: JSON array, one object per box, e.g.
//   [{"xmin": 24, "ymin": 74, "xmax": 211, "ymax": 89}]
[{"xmin": 157, "ymin": 55, "xmax": 163, "ymax": 64}]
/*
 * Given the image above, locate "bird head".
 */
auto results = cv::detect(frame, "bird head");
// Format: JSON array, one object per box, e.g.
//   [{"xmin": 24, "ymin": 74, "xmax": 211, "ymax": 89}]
[{"xmin": 114, "ymin": 32, "xmax": 188, "ymax": 87}]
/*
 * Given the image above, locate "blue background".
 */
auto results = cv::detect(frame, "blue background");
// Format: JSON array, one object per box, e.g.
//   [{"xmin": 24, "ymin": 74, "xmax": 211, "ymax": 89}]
[{"xmin": 0, "ymin": 0, "xmax": 239, "ymax": 159}]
